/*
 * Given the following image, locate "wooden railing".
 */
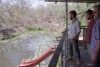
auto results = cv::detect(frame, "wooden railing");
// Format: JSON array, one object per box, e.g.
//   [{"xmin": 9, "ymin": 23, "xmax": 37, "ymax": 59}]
[
  {"xmin": 81, "ymin": 26, "xmax": 87, "ymax": 50},
  {"xmin": 48, "ymin": 26, "xmax": 87, "ymax": 67},
  {"xmin": 48, "ymin": 32, "xmax": 67, "ymax": 67}
]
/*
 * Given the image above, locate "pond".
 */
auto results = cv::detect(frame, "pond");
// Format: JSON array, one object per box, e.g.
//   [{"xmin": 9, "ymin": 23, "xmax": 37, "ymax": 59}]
[{"xmin": 0, "ymin": 31, "xmax": 58, "ymax": 67}]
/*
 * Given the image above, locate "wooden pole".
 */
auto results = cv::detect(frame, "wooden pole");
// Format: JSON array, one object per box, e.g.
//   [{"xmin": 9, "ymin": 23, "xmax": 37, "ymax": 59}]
[{"xmin": 62, "ymin": 0, "xmax": 68, "ymax": 67}]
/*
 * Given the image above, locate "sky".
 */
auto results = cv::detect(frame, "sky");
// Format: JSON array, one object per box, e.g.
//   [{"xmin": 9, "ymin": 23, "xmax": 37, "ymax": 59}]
[
  {"xmin": 30, "ymin": 0, "xmax": 71, "ymax": 8},
  {"xmin": 2, "ymin": 0, "xmax": 66, "ymax": 8},
  {"xmin": 2, "ymin": 0, "xmax": 50, "ymax": 7},
  {"xmin": 30, "ymin": 0, "xmax": 50, "ymax": 7}
]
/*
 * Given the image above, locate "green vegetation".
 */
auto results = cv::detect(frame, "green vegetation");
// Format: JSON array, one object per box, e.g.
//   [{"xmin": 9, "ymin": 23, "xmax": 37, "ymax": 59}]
[
  {"xmin": 0, "ymin": 0, "xmax": 95, "ymax": 40},
  {"xmin": 68, "ymin": 3, "xmax": 94, "ymax": 26},
  {"xmin": 27, "ymin": 27, "xmax": 43, "ymax": 31},
  {"xmin": 57, "ymin": 57, "xmax": 62, "ymax": 67},
  {"xmin": 0, "ymin": 1, "xmax": 66, "ymax": 40}
]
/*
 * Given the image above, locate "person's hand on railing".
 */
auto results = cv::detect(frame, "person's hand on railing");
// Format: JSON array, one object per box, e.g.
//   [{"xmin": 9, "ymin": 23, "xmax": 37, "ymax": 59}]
[{"xmin": 61, "ymin": 28, "xmax": 68, "ymax": 35}]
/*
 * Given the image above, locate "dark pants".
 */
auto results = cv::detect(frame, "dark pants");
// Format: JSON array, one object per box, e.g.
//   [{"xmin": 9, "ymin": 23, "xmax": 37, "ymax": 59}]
[
  {"xmin": 92, "ymin": 53, "xmax": 100, "ymax": 67},
  {"xmin": 69, "ymin": 39, "xmax": 80, "ymax": 60}
]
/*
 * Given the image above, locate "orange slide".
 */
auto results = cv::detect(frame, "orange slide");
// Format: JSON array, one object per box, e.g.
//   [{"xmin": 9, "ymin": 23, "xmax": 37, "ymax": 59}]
[{"xmin": 18, "ymin": 48, "xmax": 56, "ymax": 67}]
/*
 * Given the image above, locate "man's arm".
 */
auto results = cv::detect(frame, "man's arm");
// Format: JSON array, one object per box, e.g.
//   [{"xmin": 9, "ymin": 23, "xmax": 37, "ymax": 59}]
[
  {"xmin": 92, "ymin": 39, "xmax": 100, "ymax": 62},
  {"xmin": 92, "ymin": 22, "xmax": 100, "ymax": 62},
  {"xmin": 73, "ymin": 22, "xmax": 81, "ymax": 40},
  {"xmin": 62, "ymin": 28, "xmax": 68, "ymax": 34},
  {"xmin": 95, "ymin": 23, "xmax": 100, "ymax": 55},
  {"xmin": 95, "ymin": 40, "xmax": 100, "ymax": 56},
  {"xmin": 73, "ymin": 32, "xmax": 81, "ymax": 40}
]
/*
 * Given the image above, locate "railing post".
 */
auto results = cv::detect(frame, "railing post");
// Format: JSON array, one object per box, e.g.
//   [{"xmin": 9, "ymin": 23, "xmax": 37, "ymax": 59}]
[
  {"xmin": 63, "ymin": 0, "xmax": 68, "ymax": 67},
  {"xmin": 61, "ymin": 49, "xmax": 63, "ymax": 67},
  {"xmin": 62, "ymin": 34, "xmax": 68, "ymax": 67},
  {"xmin": 62, "ymin": 37, "xmax": 66, "ymax": 67},
  {"xmin": 61, "ymin": 36, "xmax": 63, "ymax": 67},
  {"xmin": 61, "ymin": 1, "xmax": 68, "ymax": 67},
  {"xmin": 48, "ymin": 1, "xmax": 68, "ymax": 67},
  {"xmin": 39, "ymin": 64, "xmax": 40, "ymax": 67}
]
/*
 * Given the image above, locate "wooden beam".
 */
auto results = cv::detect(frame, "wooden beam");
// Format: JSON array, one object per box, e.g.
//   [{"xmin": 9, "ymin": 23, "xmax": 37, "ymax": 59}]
[{"xmin": 45, "ymin": 0, "xmax": 99, "ymax": 3}]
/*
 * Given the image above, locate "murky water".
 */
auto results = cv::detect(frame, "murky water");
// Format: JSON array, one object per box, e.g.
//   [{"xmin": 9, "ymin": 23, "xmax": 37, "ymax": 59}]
[{"xmin": 0, "ymin": 31, "xmax": 57, "ymax": 67}]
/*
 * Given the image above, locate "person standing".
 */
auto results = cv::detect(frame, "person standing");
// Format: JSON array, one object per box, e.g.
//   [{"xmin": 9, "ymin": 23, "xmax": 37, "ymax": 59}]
[
  {"xmin": 90, "ymin": 4, "xmax": 100, "ymax": 67},
  {"xmin": 66, "ymin": 10, "xmax": 81, "ymax": 65},
  {"xmin": 85, "ymin": 9, "xmax": 95, "ymax": 67}
]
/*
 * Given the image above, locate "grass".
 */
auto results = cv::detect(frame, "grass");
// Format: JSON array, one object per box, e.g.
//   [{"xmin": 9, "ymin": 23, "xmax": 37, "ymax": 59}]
[
  {"xmin": 0, "ymin": 27, "xmax": 62, "ymax": 42},
  {"xmin": 27, "ymin": 27, "xmax": 43, "ymax": 31},
  {"xmin": 57, "ymin": 57, "xmax": 62, "ymax": 67}
]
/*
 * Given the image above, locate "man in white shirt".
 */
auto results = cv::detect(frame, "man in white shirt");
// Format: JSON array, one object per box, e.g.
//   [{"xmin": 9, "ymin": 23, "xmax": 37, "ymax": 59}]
[{"xmin": 65, "ymin": 10, "xmax": 81, "ymax": 65}]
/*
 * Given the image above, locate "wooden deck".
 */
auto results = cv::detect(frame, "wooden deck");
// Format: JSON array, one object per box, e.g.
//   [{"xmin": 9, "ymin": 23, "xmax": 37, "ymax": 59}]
[{"xmin": 66, "ymin": 46, "xmax": 91, "ymax": 67}]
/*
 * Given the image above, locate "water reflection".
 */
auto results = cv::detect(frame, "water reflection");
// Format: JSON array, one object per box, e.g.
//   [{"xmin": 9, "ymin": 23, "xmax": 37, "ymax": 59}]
[{"xmin": 0, "ymin": 31, "xmax": 57, "ymax": 67}]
